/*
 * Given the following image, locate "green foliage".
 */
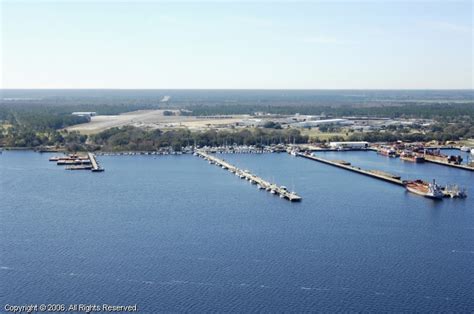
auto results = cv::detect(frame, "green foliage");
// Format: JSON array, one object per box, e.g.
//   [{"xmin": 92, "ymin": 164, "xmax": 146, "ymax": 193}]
[
  {"xmin": 184, "ymin": 103, "xmax": 474, "ymax": 121},
  {"xmin": 90, "ymin": 126, "xmax": 308, "ymax": 151},
  {"xmin": 262, "ymin": 121, "xmax": 282, "ymax": 129}
]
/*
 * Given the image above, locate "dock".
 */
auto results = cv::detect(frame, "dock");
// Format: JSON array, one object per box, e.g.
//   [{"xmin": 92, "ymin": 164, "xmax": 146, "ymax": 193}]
[
  {"xmin": 49, "ymin": 152, "xmax": 104, "ymax": 172},
  {"xmin": 297, "ymin": 152, "xmax": 404, "ymax": 186},
  {"xmin": 195, "ymin": 151, "xmax": 302, "ymax": 202},
  {"xmin": 423, "ymin": 155, "xmax": 474, "ymax": 172},
  {"xmin": 88, "ymin": 152, "xmax": 104, "ymax": 172}
]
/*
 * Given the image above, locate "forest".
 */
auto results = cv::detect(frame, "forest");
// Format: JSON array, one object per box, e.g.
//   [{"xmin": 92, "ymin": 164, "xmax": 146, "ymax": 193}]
[{"xmin": 1, "ymin": 101, "xmax": 473, "ymax": 150}]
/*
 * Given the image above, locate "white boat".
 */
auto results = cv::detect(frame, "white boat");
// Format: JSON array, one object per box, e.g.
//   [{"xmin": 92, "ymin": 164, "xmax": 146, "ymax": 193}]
[
  {"xmin": 279, "ymin": 193, "xmax": 285, "ymax": 198},
  {"xmin": 460, "ymin": 146, "xmax": 471, "ymax": 152},
  {"xmin": 471, "ymin": 148, "xmax": 474, "ymax": 155}
]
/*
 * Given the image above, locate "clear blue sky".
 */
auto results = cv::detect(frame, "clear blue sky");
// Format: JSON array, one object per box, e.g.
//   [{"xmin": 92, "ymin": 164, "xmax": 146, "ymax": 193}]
[{"xmin": 1, "ymin": 0, "xmax": 472, "ymax": 89}]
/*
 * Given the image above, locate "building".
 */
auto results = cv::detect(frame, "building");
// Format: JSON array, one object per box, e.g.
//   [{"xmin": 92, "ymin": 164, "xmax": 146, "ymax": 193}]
[
  {"xmin": 292, "ymin": 118, "xmax": 353, "ymax": 128},
  {"xmin": 329, "ymin": 141, "xmax": 369, "ymax": 150},
  {"xmin": 72, "ymin": 112, "xmax": 97, "ymax": 117}
]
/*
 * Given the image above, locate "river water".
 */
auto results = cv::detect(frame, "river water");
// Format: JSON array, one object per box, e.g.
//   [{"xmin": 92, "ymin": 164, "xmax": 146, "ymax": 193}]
[{"xmin": 1, "ymin": 150, "xmax": 473, "ymax": 312}]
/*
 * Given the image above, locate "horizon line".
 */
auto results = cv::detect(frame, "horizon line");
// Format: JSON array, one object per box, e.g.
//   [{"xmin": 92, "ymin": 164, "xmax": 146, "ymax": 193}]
[{"xmin": 1, "ymin": 88, "xmax": 473, "ymax": 91}]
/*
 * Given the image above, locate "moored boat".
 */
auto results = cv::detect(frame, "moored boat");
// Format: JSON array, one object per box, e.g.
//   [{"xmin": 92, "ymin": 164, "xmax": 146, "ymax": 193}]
[
  {"xmin": 403, "ymin": 179, "xmax": 443, "ymax": 199},
  {"xmin": 377, "ymin": 147, "xmax": 398, "ymax": 157},
  {"xmin": 400, "ymin": 151, "xmax": 425, "ymax": 163}
]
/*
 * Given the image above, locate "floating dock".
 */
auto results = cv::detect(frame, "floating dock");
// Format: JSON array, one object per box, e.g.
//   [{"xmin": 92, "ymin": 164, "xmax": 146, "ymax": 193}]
[
  {"xmin": 297, "ymin": 152, "xmax": 404, "ymax": 186},
  {"xmin": 195, "ymin": 151, "xmax": 302, "ymax": 202}
]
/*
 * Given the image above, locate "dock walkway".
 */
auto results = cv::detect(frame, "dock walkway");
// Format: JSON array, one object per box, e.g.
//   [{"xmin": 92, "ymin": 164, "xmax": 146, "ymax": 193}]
[
  {"xmin": 423, "ymin": 156, "xmax": 474, "ymax": 172},
  {"xmin": 87, "ymin": 153, "xmax": 104, "ymax": 172},
  {"xmin": 297, "ymin": 152, "xmax": 404, "ymax": 186},
  {"xmin": 196, "ymin": 151, "xmax": 302, "ymax": 202}
]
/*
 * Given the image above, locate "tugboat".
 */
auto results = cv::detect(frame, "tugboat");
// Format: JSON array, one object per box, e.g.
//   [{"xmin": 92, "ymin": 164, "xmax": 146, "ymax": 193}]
[
  {"xmin": 400, "ymin": 151, "xmax": 425, "ymax": 163},
  {"xmin": 403, "ymin": 179, "xmax": 443, "ymax": 199}
]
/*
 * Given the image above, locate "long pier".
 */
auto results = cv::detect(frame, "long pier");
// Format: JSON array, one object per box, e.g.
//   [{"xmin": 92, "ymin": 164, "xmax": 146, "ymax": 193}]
[
  {"xmin": 195, "ymin": 151, "xmax": 302, "ymax": 202},
  {"xmin": 423, "ymin": 156, "xmax": 474, "ymax": 172},
  {"xmin": 297, "ymin": 152, "xmax": 404, "ymax": 186}
]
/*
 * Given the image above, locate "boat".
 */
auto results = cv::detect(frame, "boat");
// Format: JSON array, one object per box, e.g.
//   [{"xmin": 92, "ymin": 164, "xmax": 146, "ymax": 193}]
[
  {"xmin": 400, "ymin": 151, "xmax": 425, "ymax": 163},
  {"xmin": 471, "ymin": 148, "xmax": 474, "ymax": 156},
  {"xmin": 460, "ymin": 146, "xmax": 471, "ymax": 152},
  {"xmin": 443, "ymin": 184, "xmax": 467, "ymax": 198},
  {"xmin": 403, "ymin": 179, "xmax": 443, "ymax": 199},
  {"xmin": 288, "ymin": 192, "xmax": 302, "ymax": 202},
  {"xmin": 290, "ymin": 150, "xmax": 298, "ymax": 156},
  {"xmin": 257, "ymin": 184, "xmax": 264, "ymax": 190},
  {"xmin": 377, "ymin": 147, "xmax": 398, "ymax": 157}
]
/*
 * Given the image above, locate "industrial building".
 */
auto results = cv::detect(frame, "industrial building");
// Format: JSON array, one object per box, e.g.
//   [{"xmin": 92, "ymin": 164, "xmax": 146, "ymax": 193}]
[
  {"xmin": 72, "ymin": 112, "xmax": 97, "ymax": 117},
  {"xmin": 292, "ymin": 118, "xmax": 353, "ymax": 128},
  {"xmin": 329, "ymin": 141, "xmax": 369, "ymax": 150}
]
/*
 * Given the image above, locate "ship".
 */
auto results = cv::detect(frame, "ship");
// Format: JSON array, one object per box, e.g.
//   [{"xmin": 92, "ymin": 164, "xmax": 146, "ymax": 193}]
[
  {"xmin": 400, "ymin": 151, "xmax": 425, "ymax": 163},
  {"xmin": 403, "ymin": 179, "xmax": 443, "ymax": 199},
  {"xmin": 377, "ymin": 147, "xmax": 398, "ymax": 157}
]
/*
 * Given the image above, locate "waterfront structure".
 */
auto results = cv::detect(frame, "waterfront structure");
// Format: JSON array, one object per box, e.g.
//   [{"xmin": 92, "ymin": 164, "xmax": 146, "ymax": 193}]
[
  {"xmin": 329, "ymin": 141, "xmax": 369, "ymax": 150},
  {"xmin": 72, "ymin": 111, "xmax": 97, "ymax": 117},
  {"xmin": 292, "ymin": 118, "xmax": 353, "ymax": 128},
  {"xmin": 196, "ymin": 150, "xmax": 301, "ymax": 202}
]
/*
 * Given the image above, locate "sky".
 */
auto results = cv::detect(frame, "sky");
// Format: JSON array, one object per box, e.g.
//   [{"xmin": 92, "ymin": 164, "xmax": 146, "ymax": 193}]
[{"xmin": 1, "ymin": 0, "xmax": 473, "ymax": 89}]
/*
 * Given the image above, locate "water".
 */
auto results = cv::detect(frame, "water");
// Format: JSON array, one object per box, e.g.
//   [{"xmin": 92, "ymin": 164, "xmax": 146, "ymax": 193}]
[{"xmin": 1, "ymin": 151, "xmax": 473, "ymax": 312}]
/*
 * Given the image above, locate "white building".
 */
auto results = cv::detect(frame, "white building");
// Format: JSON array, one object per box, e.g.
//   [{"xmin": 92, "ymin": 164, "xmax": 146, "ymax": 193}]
[
  {"xmin": 292, "ymin": 118, "xmax": 353, "ymax": 128},
  {"xmin": 329, "ymin": 141, "xmax": 369, "ymax": 150},
  {"xmin": 72, "ymin": 112, "xmax": 97, "ymax": 117}
]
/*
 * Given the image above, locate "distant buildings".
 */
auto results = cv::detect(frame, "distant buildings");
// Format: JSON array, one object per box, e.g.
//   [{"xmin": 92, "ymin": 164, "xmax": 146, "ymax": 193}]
[
  {"xmin": 72, "ymin": 112, "xmax": 97, "ymax": 117},
  {"xmin": 329, "ymin": 141, "xmax": 369, "ymax": 150},
  {"xmin": 292, "ymin": 118, "xmax": 353, "ymax": 128}
]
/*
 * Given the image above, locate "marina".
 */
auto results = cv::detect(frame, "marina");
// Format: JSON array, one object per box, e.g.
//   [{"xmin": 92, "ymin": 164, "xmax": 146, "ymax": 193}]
[
  {"xmin": 196, "ymin": 150, "xmax": 302, "ymax": 202},
  {"xmin": 49, "ymin": 152, "xmax": 104, "ymax": 172},
  {"xmin": 2, "ymin": 149, "xmax": 473, "ymax": 312}
]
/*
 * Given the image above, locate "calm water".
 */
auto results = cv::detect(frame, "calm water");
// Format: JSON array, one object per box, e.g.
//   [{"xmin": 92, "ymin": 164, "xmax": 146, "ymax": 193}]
[{"xmin": 1, "ymin": 151, "xmax": 473, "ymax": 312}]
